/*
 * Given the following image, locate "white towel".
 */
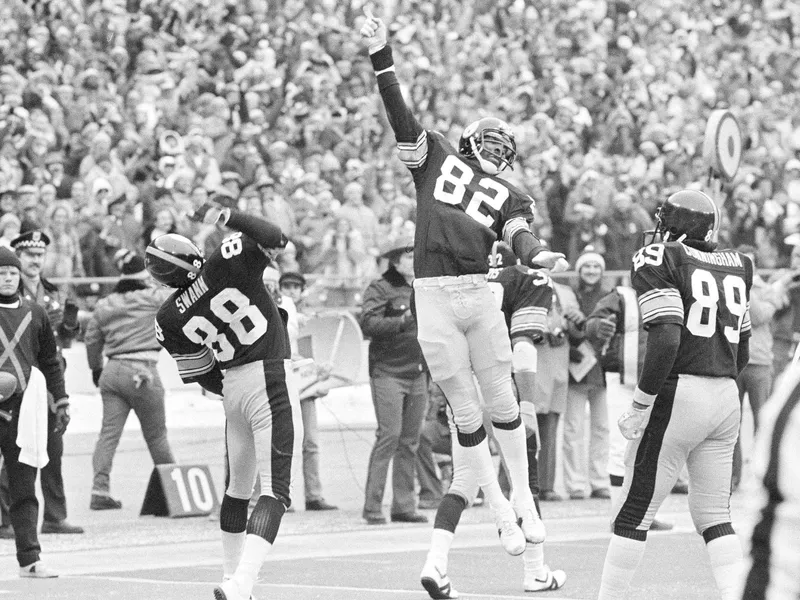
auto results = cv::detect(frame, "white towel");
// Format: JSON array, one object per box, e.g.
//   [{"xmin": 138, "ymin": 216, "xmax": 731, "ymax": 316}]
[{"xmin": 17, "ymin": 367, "xmax": 49, "ymax": 469}]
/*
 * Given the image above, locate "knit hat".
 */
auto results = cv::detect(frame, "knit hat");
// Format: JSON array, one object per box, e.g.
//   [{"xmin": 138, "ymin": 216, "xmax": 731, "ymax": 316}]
[
  {"xmin": 115, "ymin": 249, "xmax": 148, "ymax": 279},
  {"xmin": 575, "ymin": 246, "xmax": 605, "ymax": 272},
  {"xmin": 0, "ymin": 247, "xmax": 21, "ymax": 270}
]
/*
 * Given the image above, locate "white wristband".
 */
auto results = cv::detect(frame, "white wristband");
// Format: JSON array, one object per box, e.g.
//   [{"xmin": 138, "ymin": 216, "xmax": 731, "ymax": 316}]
[{"xmin": 633, "ymin": 388, "xmax": 657, "ymax": 407}]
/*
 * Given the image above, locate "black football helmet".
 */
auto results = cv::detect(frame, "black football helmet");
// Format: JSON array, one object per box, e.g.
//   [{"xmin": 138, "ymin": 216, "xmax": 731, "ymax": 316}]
[
  {"xmin": 458, "ymin": 117, "xmax": 517, "ymax": 175},
  {"xmin": 646, "ymin": 189, "xmax": 718, "ymax": 247},
  {"xmin": 488, "ymin": 241, "xmax": 518, "ymax": 268},
  {"xmin": 145, "ymin": 234, "xmax": 205, "ymax": 288}
]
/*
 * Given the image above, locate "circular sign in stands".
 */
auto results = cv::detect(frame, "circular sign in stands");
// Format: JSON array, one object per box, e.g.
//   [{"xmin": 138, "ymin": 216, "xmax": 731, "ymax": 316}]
[{"xmin": 703, "ymin": 109, "xmax": 742, "ymax": 181}]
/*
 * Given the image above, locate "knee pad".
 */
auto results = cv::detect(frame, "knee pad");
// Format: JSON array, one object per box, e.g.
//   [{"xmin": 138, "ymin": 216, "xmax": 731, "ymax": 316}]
[
  {"xmin": 474, "ymin": 366, "xmax": 517, "ymax": 424},
  {"xmin": 436, "ymin": 370, "xmax": 484, "ymax": 434}
]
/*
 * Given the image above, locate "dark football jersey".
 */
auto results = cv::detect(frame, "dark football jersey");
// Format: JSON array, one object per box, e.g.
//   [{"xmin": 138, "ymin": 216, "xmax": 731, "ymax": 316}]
[
  {"xmin": 405, "ymin": 131, "xmax": 536, "ymax": 278},
  {"xmin": 155, "ymin": 232, "xmax": 290, "ymax": 385},
  {"xmin": 487, "ymin": 265, "xmax": 553, "ymax": 343},
  {"xmin": 631, "ymin": 242, "xmax": 752, "ymax": 379}
]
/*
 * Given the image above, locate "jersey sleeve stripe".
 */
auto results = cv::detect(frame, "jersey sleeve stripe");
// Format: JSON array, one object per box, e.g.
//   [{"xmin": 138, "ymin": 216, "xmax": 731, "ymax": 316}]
[
  {"xmin": 397, "ymin": 131, "xmax": 427, "ymax": 168},
  {"xmin": 742, "ymin": 303, "xmax": 752, "ymax": 333},
  {"xmin": 638, "ymin": 288, "xmax": 684, "ymax": 324},
  {"xmin": 174, "ymin": 347, "xmax": 216, "ymax": 377},
  {"xmin": 510, "ymin": 307, "xmax": 548, "ymax": 338},
  {"xmin": 502, "ymin": 217, "xmax": 529, "ymax": 245}
]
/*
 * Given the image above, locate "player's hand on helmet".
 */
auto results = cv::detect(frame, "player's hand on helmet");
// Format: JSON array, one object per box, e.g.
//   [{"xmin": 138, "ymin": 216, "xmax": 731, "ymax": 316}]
[
  {"xmin": 191, "ymin": 202, "xmax": 230, "ymax": 226},
  {"xmin": 360, "ymin": 7, "xmax": 387, "ymax": 53},
  {"xmin": 618, "ymin": 402, "xmax": 652, "ymax": 440},
  {"xmin": 531, "ymin": 251, "xmax": 568, "ymax": 273},
  {"xmin": 54, "ymin": 403, "xmax": 70, "ymax": 434}
]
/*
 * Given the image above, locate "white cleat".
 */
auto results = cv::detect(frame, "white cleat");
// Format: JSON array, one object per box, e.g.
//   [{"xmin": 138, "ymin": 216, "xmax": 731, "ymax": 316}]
[
  {"xmin": 213, "ymin": 579, "xmax": 254, "ymax": 600},
  {"xmin": 515, "ymin": 504, "xmax": 546, "ymax": 544},
  {"xmin": 19, "ymin": 561, "xmax": 58, "ymax": 578},
  {"xmin": 524, "ymin": 566, "xmax": 567, "ymax": 592},
  {"xmin": 496, "ymin": 510, "xmax": 526, "ymax": 556},
  {"xmin": 420, "ymin": 561, "xmax": 459, "ymax": 599}
]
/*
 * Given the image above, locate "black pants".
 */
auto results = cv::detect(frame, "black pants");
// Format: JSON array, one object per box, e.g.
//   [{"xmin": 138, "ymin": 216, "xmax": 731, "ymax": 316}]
[
  {"xmin": 0, "ymin": 412, "xmax": 42, "ymax": 567},
  {"xmin": 0, "ymin": 409, "xmax": 66, "ymax": 525},
  {"xmin": 536, "ymin": 413, "xmax": 560, "ymax": 494}
]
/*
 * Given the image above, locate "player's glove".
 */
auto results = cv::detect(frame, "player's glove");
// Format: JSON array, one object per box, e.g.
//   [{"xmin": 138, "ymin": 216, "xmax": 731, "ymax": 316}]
[
  {"xmin": 617, "ymin": 389, "xmax": 656, "ymax": 440},
  {"xmin": 191, "ymin": 202, "xmax": 231, "ymax": 226},
  {"xmin": 360, "ymin": 8, "xmax": 388, "ymax": 54},
  {"xmin": 531, "ymin": 251, "xmax": 569, "ymax": 273}
]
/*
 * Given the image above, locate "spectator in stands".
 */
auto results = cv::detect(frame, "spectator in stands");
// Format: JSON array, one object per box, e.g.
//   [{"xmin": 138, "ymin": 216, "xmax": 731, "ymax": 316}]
[
  {"xmin": 42, "ymin": 202, "xmax": 84, "ymax": 287},
  {"xmin": 563, "ymin": 247, "xmax": 611, "ymax": 501},
  {"xmin": 0, "ymin": 213, "xmax": 21, "ymax": 250},
  {"xmin": 84, "ymin": 251, "xmax": 175, "ymax": 510},
  {"xmin": 359, "ymin": 235, "xmax": 428, "ymax": 525}
]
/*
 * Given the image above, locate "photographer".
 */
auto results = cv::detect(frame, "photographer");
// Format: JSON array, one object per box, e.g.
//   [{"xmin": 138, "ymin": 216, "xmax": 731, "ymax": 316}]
[{"xmin": 535, "ymin": 280, "xmax": 583, "ymax": 502}]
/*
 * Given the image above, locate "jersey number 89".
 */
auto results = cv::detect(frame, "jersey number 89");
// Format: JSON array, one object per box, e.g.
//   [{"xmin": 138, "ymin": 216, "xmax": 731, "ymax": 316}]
[
  {"xmin": 686, "ymin": 269, "xmax": 747, "ymax": 343},
  {"xmin": 182, "ymin": 288, "xmax": 267, "ymax": 361}
]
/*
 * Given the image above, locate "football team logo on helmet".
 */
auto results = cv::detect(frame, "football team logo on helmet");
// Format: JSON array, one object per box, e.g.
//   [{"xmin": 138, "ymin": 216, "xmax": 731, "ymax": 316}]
[
  {"xmin": 645, "ymin": 189, "xmax": 718, "ymax": 247},
  {"xmin": 458, "ymin": 117, "xmax": 517, "ymax": 175},
  {"xmin": 145, "ymin": 234, "xmax": 205, "ymax": 288}
]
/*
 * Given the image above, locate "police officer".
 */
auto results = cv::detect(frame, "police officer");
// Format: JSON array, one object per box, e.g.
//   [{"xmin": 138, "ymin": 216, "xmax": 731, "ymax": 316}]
[{"xmin": 0, "ymin": 230, "xmax": 83, "ymax": 536}]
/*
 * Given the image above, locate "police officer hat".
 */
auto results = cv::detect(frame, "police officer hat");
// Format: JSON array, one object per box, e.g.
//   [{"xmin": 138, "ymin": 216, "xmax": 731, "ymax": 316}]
[{"xmin": 11, "ymin": 230, "xmax": 51, "ymax": 251}]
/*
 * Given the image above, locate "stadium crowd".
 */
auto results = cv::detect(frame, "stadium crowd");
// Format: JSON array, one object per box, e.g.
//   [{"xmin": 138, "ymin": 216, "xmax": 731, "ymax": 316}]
[{"xmin": 0, "ymin": 0, "xmax": 799, "ymax": 308}]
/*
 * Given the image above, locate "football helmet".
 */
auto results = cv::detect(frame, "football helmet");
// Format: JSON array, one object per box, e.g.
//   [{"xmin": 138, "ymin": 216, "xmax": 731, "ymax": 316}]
[
  {"xmin": 646, "ymin": 189, "xmax": 718, "ymax": 246},
  {"xmin": 458, "ymin": 117, "xmax": 517, "ymax": 175},
  {"xmin": 145, "ymin": 234, "xmax": 205, "ymax": 288},
  {"xmin": 489, "ymin": 241, "xmax": 519, "ymax": 268}
]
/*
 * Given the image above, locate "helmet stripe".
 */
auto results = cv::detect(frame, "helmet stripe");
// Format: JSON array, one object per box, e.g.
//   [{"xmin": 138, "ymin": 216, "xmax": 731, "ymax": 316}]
[{"xmin": 145, "ymin": 246, "xmax": 201, "ymax": 273}]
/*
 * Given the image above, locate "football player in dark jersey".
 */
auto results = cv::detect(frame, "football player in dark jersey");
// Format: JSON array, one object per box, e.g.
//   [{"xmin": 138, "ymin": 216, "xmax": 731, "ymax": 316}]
[
  {"xmin": 598, "ymin": 190, "xmax": 752, "ymax": 600},
  {"xmin": 420, "ymin": 243, "xmax": 565, "ymax": 599},
  {"xmin": 145, "ymin": 204, "xmax": 301, "ymax": 600},
  {"xmin": 360, "ymin": 10, "xmax": 568, "ymax": 557}
]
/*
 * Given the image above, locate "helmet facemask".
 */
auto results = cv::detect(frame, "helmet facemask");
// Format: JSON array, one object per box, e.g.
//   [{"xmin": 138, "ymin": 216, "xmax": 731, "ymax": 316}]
[{"xmin": 469, "ymin": 128, "xmax": 516, "ymax": 175}]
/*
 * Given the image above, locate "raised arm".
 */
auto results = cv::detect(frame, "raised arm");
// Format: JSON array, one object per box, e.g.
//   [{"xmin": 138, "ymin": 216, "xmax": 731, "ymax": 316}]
[{"xmin": 360, "ymin": 10, "xmax": 429, "ymax": 167}]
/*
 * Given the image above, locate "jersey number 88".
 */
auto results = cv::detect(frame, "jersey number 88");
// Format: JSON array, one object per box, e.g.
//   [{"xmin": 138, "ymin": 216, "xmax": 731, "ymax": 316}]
[{"xmin": 182, "ymin": 288, "xmax": 268, "ymax": 361}]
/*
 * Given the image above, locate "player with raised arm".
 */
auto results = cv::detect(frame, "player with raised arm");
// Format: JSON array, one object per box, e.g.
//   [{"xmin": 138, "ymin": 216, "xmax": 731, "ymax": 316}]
[
  {"xmin": 145, "ymin": 202, "xmax": 301, "ymax": 600},
  {"xmin": 420, "ymin": 243, "xmax": 566, "ymax": 599},
  {"xmin": 597, "ymin": 190, "xmax": 752, "ymax": 600},
  {"xmin": 359, "ymin": 9, "xmax": 568, "ymax": 558}
]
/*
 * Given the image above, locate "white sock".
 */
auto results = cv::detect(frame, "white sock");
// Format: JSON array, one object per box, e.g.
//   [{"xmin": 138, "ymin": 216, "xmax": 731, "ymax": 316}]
[
  {"xmin": 221, "ymin": 531, "xmax": 246, "ymax": 579},
  {"xmin": 598, "ymin": 534, "xmax": 646, "ymax": 600},
  {"xmin": 232, "ymin": 534, "xmax": 272, "ymax": 597},
  {"xmin": 426, "ymin": 529, "xmax": 455, "ymax": 573},
  {"xmin": 523, "ymin": 542, "xmax": 546, "ymax": 579},
  {"xmin": 492, "ymin": 422, "xmax": 535, "ymax": 508},
  {"xmin": 706, "ymin": 535, "xmax": 743, "ymax": 600},
  {"xmin": 460, "ymin": 438, "xmax": 509, "ymax": 513}
]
